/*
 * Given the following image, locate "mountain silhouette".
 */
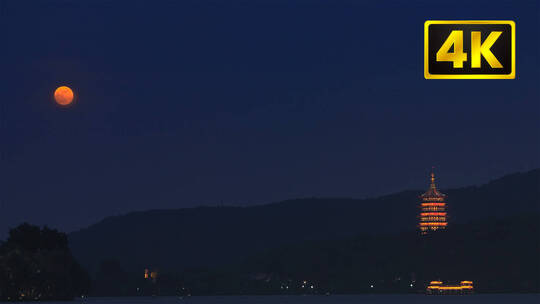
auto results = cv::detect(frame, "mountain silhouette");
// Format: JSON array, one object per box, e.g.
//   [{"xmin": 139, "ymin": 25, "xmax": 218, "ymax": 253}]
[{"xmin": 69, "ymin": 169, "xmax": 540, "ymax": 274}]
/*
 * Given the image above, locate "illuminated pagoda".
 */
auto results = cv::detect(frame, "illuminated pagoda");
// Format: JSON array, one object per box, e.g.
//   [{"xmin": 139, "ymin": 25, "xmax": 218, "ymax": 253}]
[{"xmin": 419, "ymin": 170, "xmax": 447, "ymax": 235}]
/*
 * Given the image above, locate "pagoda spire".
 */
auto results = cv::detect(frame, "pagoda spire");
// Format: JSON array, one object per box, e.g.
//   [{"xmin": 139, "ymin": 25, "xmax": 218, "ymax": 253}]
[{"xmin": 430, "ymin": 167, "xmax": 436, "ymax": 189}]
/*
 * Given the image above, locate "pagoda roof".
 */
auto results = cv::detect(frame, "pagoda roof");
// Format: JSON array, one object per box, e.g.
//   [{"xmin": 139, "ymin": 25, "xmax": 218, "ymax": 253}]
[{"xmin": 420, "ymin": 171, "xmax": 446, "ymax": 198}]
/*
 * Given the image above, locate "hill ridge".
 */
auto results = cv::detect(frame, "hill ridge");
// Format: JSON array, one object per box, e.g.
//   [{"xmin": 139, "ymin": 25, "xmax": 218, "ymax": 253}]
[
  {"xmin": 74, "ymin": 169, "xmax": 539, "ymax": 234},
  {"xmin": 69, "ymin": 169, "xmax": 540, "ymax": 274}
]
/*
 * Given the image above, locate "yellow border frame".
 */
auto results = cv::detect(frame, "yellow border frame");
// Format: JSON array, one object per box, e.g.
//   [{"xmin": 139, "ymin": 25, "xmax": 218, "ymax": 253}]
[{"xmin": 424, "ymin": 20, "xmax": 515, "ymax": 79}]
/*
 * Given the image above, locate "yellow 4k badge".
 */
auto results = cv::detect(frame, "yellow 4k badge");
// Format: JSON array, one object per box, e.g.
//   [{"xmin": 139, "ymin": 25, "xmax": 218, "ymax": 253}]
[{"xmin": 424, "ymin": 21, "xmax": 515, "ymax": 79}]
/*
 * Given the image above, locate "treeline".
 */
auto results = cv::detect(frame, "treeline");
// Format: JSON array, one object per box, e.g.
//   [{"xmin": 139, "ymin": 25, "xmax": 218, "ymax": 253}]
[
  {"xmin": 239, "ymin": 214, "xmax": 540, "ymax": 294},
  {"xmin": 89, "ymin": 214, "xmax": 539, "ymax": 296},
  {"xmin": 0, "ymin": 224, "xmax": 90, "ymax": 301},
  {"xmin": 2, "ymin": 215, "xmax": 538, "ymax": 299}
]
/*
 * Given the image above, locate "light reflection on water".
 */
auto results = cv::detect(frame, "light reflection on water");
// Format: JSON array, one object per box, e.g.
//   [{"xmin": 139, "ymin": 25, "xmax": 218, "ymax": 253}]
[{"xmin": 22, "ymin": 294, "xmax": 538, "ymax": 304}]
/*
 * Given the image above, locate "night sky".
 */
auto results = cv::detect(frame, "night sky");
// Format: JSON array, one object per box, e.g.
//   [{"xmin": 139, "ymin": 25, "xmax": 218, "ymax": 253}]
[{"xmin": 1, "ymin": 0, "xmax": 539, "ymax": 237}]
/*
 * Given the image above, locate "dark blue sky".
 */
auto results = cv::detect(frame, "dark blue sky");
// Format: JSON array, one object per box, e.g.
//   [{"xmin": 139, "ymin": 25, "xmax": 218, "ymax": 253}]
[{"xmin": 1, "ymin": 0, "xmax": 539, "ymax": 236}]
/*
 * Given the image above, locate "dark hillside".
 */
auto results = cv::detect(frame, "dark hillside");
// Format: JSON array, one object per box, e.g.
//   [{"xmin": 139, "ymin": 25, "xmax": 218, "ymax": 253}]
[{"xmin": 69, "ymin": 170, "xmax": 540, "ymax": 274}]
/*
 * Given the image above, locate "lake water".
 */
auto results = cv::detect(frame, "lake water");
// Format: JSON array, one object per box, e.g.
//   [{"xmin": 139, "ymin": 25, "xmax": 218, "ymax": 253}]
[{"xmin": 18, "ymin": 294, "xmax": 539, "ymax": 304}]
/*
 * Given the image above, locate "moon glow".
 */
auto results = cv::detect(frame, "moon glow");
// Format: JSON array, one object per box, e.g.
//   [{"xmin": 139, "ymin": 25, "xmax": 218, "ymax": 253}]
[{"xmin": 54, "ymin": 86, "xmax": 74, "ymax": 106}]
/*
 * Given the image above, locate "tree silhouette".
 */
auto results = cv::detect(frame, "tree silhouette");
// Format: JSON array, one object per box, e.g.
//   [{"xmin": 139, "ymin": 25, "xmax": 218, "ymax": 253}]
[{"xmin": 0, "ymin": 223, "xmax": 90, "ymax": 301}]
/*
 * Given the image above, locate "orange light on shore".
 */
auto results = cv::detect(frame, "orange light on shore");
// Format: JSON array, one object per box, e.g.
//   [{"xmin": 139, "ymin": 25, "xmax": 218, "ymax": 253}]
[
  {"xmin": 427, "ymin": 281, "xmax": 474, "ymax": 291},
  {"xmin": 54, "ymin": 86, "xmax": 74, "ymax": 106},
  {"xmin": 428, "ymin": 286, "xmax": 466, "ymax": 290}
]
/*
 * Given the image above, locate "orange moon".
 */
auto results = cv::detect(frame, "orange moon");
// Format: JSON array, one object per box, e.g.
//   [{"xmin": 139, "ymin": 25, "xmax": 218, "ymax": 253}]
[{"xmin": 54, "ymin": 86, "xmax": 74, "ymax": 106}]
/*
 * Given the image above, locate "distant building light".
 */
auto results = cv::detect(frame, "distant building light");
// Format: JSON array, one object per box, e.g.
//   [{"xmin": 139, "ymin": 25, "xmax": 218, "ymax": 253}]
[{"xmin": 426, "ymin": 280, "xmax": 474, "ymax": 293}]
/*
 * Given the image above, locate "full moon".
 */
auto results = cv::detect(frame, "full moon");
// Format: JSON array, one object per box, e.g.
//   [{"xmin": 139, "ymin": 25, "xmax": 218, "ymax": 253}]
[{"xmin": 54, "ymin": 86, "xmax": 74, "ymax": 106}]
